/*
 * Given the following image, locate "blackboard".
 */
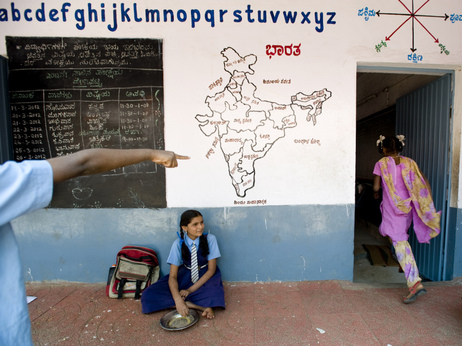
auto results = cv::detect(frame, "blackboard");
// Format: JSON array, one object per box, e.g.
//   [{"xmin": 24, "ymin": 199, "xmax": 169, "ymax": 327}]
[{"xmin": 6, "ymin": 37, "xmax": 166, "ymax": 208}]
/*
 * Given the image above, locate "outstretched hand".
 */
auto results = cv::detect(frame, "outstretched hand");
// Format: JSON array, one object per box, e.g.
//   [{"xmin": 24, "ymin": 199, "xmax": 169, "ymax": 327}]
[
  {"xmin": 48, "ymin": 148, "xmax": 190, "ymax": 183},
  {"xmin": 153, "ymin": 151, "xmax": 190, "ymax": 168}
]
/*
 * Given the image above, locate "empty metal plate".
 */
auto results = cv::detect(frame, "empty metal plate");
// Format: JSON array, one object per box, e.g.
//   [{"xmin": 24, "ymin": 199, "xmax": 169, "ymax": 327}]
[{"xmin": 160, "ymin": 309, "xmax": 200, "ymax": 331}]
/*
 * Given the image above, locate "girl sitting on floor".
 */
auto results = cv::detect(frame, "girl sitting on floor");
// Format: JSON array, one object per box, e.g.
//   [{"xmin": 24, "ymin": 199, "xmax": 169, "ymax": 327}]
[{"xmin": 141, "ymin": 210, "xmax": 225, "ymax": 318}]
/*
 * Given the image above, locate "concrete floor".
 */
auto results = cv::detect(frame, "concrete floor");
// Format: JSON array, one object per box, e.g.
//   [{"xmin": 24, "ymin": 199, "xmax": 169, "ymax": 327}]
[
  {"xmin": 27, "ymin": 279, "xmax": 462, "ymax": 345},
  {"xmin": 353, "ymin": 219, "xmax": 407, "ymax": 287}
]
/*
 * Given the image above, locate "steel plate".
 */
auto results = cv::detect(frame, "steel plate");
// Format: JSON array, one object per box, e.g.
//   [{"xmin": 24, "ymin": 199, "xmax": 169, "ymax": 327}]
[{"xmin": 160, "ymin": 309, "xmax": 200, "ymax": 331}]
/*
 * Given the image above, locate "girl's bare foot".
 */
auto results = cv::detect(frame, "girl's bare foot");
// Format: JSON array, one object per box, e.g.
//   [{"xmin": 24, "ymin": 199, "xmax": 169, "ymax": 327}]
[{"xmin": 202, "ymin": 307, "xmax": 215, "ymax": 319}]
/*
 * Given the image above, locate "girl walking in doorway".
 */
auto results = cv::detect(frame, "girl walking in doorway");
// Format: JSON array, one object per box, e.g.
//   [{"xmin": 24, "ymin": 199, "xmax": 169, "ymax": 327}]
[{"xmin": 373, "ymin": 135, "xmax": 441, "ymax": 303}]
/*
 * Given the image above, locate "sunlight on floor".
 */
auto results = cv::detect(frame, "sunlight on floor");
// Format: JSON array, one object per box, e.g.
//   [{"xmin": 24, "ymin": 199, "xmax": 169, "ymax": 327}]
[{"xmin": 353, "ymin": 218, "xmax": 407, "ymax": 286}]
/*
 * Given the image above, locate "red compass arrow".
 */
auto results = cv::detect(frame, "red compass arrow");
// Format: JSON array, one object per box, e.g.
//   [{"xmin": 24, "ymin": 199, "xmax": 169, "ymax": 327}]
[
  {"xmin": 385, "ymin": 16, "xmax": 412, "ymax": 41},
  {"xmin": 415, "ymin": 16, "xmax": 439, "ymax": 43},
  {"xmin": 378, "ymin": 0, "xmax": 447, "ymax": 51}
]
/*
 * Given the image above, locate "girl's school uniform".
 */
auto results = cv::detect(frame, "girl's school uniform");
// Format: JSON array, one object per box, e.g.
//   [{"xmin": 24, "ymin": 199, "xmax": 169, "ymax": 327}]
[{"xmin": 141, "ymin": 233, "xmax": 225, "ymax": 313}]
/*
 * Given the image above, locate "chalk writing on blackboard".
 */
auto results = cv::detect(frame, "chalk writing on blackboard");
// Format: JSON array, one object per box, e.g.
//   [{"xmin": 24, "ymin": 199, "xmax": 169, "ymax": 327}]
[{"xmin": 6, "ymin": 37, "xmax": 166, "ymax": 208}]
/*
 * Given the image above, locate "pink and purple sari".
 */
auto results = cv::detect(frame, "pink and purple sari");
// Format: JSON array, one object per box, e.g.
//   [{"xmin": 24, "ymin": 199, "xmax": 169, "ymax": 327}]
[{"xmin": 373, "ymin": 156, "xmax": 441, "ymax": 244}]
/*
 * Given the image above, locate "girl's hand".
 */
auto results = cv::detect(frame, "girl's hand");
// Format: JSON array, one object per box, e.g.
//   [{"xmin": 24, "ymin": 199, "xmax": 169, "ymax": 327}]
[
  {"xmin": 175, "ymin": 299, "xmax": 189, "ymax": 317},
  {"xmin": 179, "ymin": 289, "xmax": 190, "ymax": 299}
]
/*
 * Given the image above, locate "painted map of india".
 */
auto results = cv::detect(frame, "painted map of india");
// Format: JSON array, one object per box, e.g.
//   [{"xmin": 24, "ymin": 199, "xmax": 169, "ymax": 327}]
[{"xmin": 196, "ymin": 47, "xmax": 332, "ymax": 197}]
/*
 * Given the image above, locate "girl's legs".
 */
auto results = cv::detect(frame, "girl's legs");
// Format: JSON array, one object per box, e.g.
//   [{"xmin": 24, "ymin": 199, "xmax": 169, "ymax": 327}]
[
  {"xmin": 393, "ymin": 240, "xmax": 426, "ymax": 301},
  {"xmin": 393, "ymin": 240, "xmax": 422, "ymax": 288},
  {"xmin": 185, "ymin": 301, "xmax": 215, "ymax": 319}
]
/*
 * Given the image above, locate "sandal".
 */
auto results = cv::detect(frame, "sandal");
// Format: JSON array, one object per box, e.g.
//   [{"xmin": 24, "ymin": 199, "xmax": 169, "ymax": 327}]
[{"xmin": 403, "ymin": 282, "xmax": 427, "ymax": 304}]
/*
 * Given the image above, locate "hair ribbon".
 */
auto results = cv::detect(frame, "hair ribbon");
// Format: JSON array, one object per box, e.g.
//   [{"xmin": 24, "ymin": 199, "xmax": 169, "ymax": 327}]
[{"xmin": 176, "ymin": 231, "xmax": 184, "ymax": 246}]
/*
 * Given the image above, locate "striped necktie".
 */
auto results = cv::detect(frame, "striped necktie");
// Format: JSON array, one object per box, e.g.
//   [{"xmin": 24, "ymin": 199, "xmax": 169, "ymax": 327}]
[{"xmin": 190, "ymin": 243, "xmax": 199, "ymax": 283}]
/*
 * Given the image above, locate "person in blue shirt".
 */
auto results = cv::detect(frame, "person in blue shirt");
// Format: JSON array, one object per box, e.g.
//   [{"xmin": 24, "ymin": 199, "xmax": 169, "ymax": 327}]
[
  {"xmin": 0, "ymin": 148, "xmax": 188, "ymax": 346},
  {"xmin": 141, "ymin": 210, "xmax": 225, "ymax": 319}
]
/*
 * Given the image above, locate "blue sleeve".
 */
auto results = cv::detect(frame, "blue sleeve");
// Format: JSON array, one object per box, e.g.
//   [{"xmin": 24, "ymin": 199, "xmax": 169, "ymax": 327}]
[
  {"xmin": 166, "ymin": 239, "xmax": 182, "ymax": 266},
  {"xmin": 0, "ymin": 160, "xmax": 53, "ymax": 226},
  {"xmin": 207, "ymin": 234, "xmax": 221, "ymax": 260}
]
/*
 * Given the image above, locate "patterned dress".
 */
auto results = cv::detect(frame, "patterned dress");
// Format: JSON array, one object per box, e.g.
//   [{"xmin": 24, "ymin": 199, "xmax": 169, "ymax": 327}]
[
  {"xmin": 373, "ymin": 156, "xmax": 441, "ymax": 287},
  {"xmin": 373, "ymin": 156, "xmax": 440, "ymax": 243}
]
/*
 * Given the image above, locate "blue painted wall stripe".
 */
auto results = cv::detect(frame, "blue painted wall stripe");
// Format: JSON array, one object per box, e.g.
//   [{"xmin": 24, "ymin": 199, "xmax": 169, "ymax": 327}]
[{"xmin": 13, "ymin": 205, "xmax": 355, "ymax": 283}]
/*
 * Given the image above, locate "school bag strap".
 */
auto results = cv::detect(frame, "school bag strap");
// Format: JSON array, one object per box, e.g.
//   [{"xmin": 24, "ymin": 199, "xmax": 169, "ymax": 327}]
[{"xmin": 118, "ymin": 278, "xmax": 127, "ymax": 299}]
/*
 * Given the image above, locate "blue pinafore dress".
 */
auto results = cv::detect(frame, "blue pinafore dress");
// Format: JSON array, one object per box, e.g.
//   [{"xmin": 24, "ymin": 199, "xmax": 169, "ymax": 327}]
[{"xmin": 141, "ymin": 239, "xmax": 225, "ymax": 314}]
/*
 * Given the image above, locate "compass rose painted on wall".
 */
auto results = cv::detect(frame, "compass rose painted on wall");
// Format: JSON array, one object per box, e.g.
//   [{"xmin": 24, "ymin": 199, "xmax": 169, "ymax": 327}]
[{"xmin": 358, "ymin": 0, "xmax": 452, "ymax": 60}]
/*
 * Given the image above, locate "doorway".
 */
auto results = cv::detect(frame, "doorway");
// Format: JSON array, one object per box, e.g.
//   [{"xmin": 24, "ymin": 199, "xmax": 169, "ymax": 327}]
[{"xmin": 354, "ymin": 70, "xmax": 451, "ymax": 285}]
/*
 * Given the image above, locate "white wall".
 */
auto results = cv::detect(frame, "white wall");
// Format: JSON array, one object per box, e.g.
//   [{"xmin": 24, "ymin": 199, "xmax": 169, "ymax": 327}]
[{"xmin": 4, "ymin": 1, "xmax": 460, "ymax": 208}]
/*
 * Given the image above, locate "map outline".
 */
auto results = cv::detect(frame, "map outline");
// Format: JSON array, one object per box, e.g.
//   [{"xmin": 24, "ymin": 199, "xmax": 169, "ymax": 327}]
[{"xmin": 196, "ymin": 47, "xmax": 332, "ymax": 198}]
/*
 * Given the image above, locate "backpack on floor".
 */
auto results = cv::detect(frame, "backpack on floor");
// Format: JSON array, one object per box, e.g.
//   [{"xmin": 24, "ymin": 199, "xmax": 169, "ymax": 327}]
[{"xmin": 106, "ymin": 245, "xmax": 160, "ymax": 299}]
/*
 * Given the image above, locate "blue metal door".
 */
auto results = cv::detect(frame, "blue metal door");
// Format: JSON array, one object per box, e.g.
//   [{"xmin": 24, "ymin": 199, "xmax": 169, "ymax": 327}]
[{"xmin": 396, "ymin": 73, "xmax": 452, "ymax": 281}]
